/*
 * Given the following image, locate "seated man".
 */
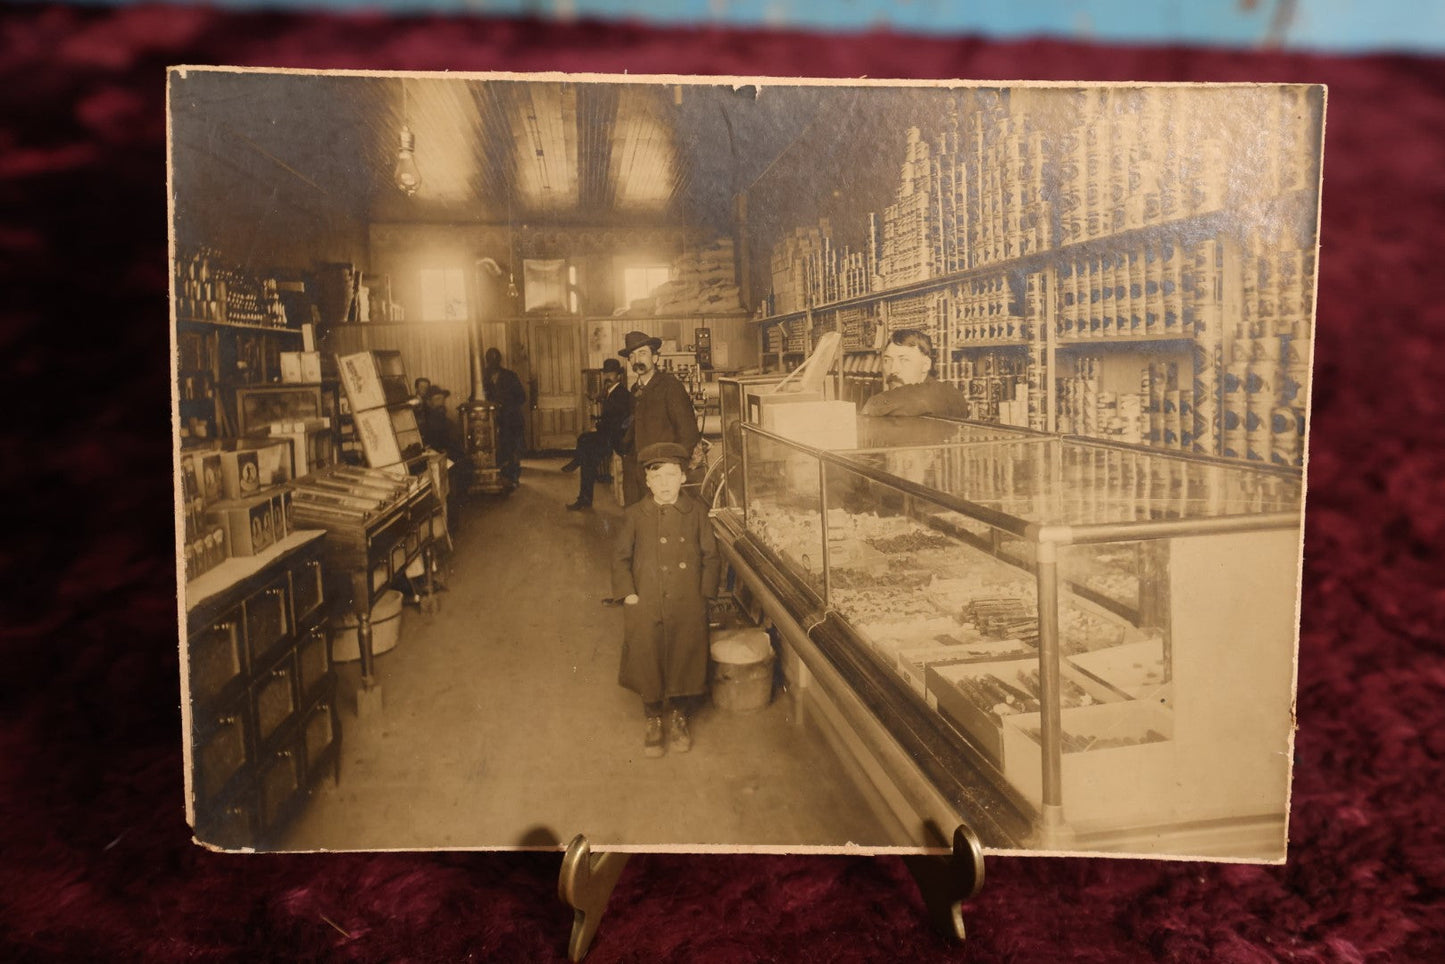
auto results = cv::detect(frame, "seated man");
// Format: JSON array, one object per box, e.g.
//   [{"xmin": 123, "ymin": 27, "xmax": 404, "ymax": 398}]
[
  {"xmin": 860, "ymin": 328, "xmax": 969, "ymax": 418},
  {"xmin": 566, "ymin": 358, "xmax": 632, "ymax": 510},
  {"xmin": 417, "ymin": 385, "xmax": 474, "ymax": 494}
]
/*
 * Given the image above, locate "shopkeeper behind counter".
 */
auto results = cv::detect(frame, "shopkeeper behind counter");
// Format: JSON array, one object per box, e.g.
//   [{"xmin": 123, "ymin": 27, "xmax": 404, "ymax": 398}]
[{"xmin": 860, "ymin": 328, "xmax": 969, "ymax": 418}]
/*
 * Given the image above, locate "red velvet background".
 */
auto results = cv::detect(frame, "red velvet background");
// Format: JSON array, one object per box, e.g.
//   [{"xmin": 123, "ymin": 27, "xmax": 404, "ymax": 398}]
[{"xmin": 2, "ymin": 5, "xmax": 1442, "ymax": 960}]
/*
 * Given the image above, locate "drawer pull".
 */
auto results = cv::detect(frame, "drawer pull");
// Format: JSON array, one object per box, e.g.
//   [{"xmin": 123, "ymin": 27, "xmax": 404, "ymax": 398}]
[
  {"xmin": 212, "ymin": 621, "xmax": 235, "ymax": 634},
  {"xmin": 272, "ymin": 669, "xmax": 290, "ymax": 680},
  {"xmin": 217, "ymin": 715, "xmax": 238, "ymax": 727}
]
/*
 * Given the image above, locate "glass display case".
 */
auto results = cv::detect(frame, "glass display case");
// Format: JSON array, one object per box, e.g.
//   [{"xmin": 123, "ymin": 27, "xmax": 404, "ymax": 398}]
[
  {"xmin": 720, "ymin": 413, "xmax": 1303, "ymax": 858},
  {"xmin": 234, "ymin": 384, "xmax": 336, "ymax": 476}
]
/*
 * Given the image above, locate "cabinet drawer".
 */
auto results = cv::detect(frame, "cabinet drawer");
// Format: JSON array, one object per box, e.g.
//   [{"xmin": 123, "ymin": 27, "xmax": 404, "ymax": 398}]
[
  {"xmin": 290, "ymin": 556, "xmax": 324, "ymax": 625},
  {"xmin": 296, "ymin": 625, "xmax": 330, "ymax": 699},
  {"xmin": 258, "ymin": 746, "xmax": 301, "ymax": 831},
  {"xmin": 243, "ymin": 575, "xmax": 290, "ymax": 664},
  {"xmin": 389, "ymin": 537, "xmax": 409, "ymax": 578},
  {"xmin": 190, "ymin": 609, "xmax": 244, "ymax": 705},
  {"xmin": 253, "ymin": 659, "xmax": 297, "ymax": 745},
  {"xmin": 196, "ymin": 709, "xmax": 249, "ymax": 801},
  {"xmin": 199, "ymin": 792, "xmax": 255, "ymax": 850},
  {"xmin": 302, "ymin": 697, "xmax": 338, "ymax": 774}
]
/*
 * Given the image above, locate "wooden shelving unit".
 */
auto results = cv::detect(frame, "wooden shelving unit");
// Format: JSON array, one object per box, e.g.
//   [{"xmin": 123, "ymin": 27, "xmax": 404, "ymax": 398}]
[{"xmin": 755, "ymin": 87, "xmax": 1320, "ymax": 467}]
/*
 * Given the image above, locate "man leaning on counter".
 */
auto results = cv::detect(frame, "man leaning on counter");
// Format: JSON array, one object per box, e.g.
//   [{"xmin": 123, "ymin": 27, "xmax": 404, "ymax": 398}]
[{"xmin": 860, "ymin": 328, "xmax": 970, "ymax": 418}]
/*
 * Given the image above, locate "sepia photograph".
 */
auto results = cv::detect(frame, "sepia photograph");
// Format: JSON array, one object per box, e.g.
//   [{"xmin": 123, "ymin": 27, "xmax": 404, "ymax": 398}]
[{"xmin": 169, "ymin": 68, "xmax": 1323, "ymax": 862}]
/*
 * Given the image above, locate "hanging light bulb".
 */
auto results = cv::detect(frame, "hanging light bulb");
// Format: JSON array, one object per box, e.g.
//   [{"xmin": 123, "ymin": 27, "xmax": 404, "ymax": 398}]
[
  {"xmin": 506, "ymin": 272, "xmax": 518, "ymax": 300},
  {"xmin": 395, "ymin": 125, "xmax": 422, "ymax": 197},
  {"xmin": 394, "ymin": 81, "xmax": 421, "ymax": 197}
]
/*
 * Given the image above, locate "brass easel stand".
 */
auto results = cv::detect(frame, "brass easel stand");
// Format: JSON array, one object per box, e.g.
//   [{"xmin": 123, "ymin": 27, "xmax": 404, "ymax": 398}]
[
  {"xmin": 901, "ymin": 823, "xmax": 987, "ymax": 940},
  {"xmin": 558, "ymin": 835, "xmax": 632, "ymax": 962},
  {"xmin": 557, "ymin": 824, "xmax": 985, "ymax": 959}
]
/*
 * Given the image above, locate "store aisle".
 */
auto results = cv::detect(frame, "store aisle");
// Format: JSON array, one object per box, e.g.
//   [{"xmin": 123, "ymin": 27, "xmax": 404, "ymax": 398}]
[{"xmin": 282, "ymin": 459, "xmax": 893, "ymax": 852}]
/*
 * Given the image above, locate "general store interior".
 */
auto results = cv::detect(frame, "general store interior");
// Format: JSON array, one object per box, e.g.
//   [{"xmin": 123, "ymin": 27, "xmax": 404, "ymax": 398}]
[{"xmin": 173, "ymin": 72, "xmax": 1319, "ymax": 860}]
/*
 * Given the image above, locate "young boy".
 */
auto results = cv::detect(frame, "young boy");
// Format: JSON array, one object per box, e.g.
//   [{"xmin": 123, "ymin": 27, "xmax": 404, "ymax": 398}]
[{"xmin": 611, "ymin": 442, "xmax": 720, "ymax": 757}]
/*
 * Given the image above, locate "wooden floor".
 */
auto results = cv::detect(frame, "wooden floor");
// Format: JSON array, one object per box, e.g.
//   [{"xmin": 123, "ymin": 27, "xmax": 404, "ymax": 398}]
[{"xmin": 281, "ymin": 458, "xmax": 893, "ymax": 852}]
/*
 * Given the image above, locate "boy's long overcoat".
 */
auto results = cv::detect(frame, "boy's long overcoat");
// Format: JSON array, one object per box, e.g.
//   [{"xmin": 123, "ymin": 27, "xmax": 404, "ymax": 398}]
[{"xmin": 611, "ymin": 495, "xmax": 720, "ymax": 702}]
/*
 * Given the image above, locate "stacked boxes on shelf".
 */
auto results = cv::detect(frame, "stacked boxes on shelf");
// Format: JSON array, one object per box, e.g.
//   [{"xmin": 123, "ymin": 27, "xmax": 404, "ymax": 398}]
[
  {"xmin": 180, "ymin": 452, "xmax": 228, "ymax": 582},
  {"xmin": 202, "ymin": 442, "xmax": 297, "ymax": 560}
]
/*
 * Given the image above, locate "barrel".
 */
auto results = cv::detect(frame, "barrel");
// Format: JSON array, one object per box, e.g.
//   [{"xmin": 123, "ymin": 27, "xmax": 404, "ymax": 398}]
[{"xmin": 710, "ymin": 627, "xmax": 774, "ymax": 713}]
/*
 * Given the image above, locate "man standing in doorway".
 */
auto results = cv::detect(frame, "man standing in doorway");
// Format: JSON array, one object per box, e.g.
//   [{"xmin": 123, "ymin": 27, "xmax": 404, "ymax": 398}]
[
  {"xmin": 483, "ymin": 347, "xmax": 528, "ymax": 489},
  {"xmin": 860, "ymin": 328, "xmax": 970, "ymax": 418},
  {"xmin": 617, "ymin": 330, "xmax": 700, "ymax": 506}
]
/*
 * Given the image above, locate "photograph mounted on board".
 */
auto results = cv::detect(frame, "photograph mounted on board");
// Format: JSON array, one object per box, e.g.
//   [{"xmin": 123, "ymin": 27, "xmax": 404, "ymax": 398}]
[{"xmin": 169, "ymin": 67, "xmax": 1324, "ymax": 863}]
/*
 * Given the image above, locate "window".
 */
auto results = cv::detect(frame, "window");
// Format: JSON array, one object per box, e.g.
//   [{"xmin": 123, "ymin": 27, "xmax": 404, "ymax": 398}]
[
  {"xmin": 419, "ymin": 267, "xmax": 467, "ymax": 321},
  {"xmin": 622, "ymin": 264, "xmax": 672, "ymax": 309}
]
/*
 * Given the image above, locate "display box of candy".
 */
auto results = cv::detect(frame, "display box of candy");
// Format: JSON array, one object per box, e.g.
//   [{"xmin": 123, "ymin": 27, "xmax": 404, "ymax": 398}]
[
  {"xmin": 1000, "ymin": 700, "xmax": 1175, "ymax": 827},
  {"xmin": 1066, "ymin": 638, "xmax": 1168, "ymax": 700},
  {"xmin": 928, "ymin": 657, "xmax": 1124, "ymax": 765},
  {"xmin": 926, "ymin": 658, "xmax": 1041, "ymax": 763}
]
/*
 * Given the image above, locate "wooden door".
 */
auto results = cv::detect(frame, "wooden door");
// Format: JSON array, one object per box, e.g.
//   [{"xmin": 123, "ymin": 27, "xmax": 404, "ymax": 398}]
[{"xmin": 525, "ymin": 317, "xmax": 585, "ymax": 451}]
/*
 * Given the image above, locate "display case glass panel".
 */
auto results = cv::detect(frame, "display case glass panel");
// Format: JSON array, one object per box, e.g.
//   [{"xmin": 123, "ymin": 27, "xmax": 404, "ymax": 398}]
[
  {"xmin": 236, "ymin": 385, "xmax": 324, "ymax": 435},
  {"xmin": 734, "ymin": 417, "xmax": 1302, "ymax": 857},
  {"xmin": 742, "ymin": 426, "xmax": 825, "ymax": 597}
]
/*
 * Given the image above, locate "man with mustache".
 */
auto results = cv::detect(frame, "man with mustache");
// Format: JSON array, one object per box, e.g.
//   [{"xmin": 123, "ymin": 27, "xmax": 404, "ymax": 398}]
[
  {"xmin": 617, "ymin": 330, "xmax": 701, "ymax": 506},
  {"xmin": 860, "ymin": 328, "xmax": 970, "ymax": 418}
]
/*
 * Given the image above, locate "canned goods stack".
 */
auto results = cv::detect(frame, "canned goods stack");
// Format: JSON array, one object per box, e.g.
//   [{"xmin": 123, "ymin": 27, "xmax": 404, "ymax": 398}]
[
  {"xmin": 1222, "ymin": 352, "xmax": 1250, "ymax": 460},
  {"xmin": 769, "ymin": 218, "xmax": 879, "ymax": 311},
  {"xmin": 174, "ymin": 246, "xmax": 287, "ymax": 328},
  {"xmin": 887, "ymin": 291, "xmax": 936, "ymax": 337},
  {"xmin": 879, "ymin": 127, "xmax": 938, "ymax": 287},
  {"xmin": 1025, "ymin": 272, "xmax": 1048, "ymax": 431},
  {"xmin": 752, "ymin": 86, "xmax": 1318, "ymax": 464},
  {"xmin": 838, "ymin": 305, "xmax": 881, "ymax": 353},
  {"xmin": 1245, "ymin": 337, "xmax": 1279, "ymax": 462},
  {"xmin": 1277, "ymin": 87, "xmax": 1317, "ymax": 194},
  {"xmin": 784, "ymin": 318, "xmax": 807, "ymax": 353},
  {"xmin": 1079, "ymin": 357, "xmax": 1101, "ymax": 438},
  {"xmin": 954, "ymin": 274, "xmax": 1013, "ymax": 343},
  {"xmin": 1188, "ymin": 240, "xmax": 1225, "ymax": 455},
  {"xmin": 768, "ymin": 226, "xmax": 821, "ymax": 315},
  {"xmin": 965, "ymin": 108, "xmax": 1052, "ymax": 267},
  {"xmin": 1184, "ymin": 136, "xmax": 1230, "ymax": 216}
]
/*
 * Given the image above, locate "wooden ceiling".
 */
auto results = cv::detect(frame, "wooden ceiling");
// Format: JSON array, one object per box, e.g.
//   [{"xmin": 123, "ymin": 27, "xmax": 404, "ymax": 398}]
[{"xmin": 170, "ymin": 71, "xmax": 753, "ymax": 230}]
